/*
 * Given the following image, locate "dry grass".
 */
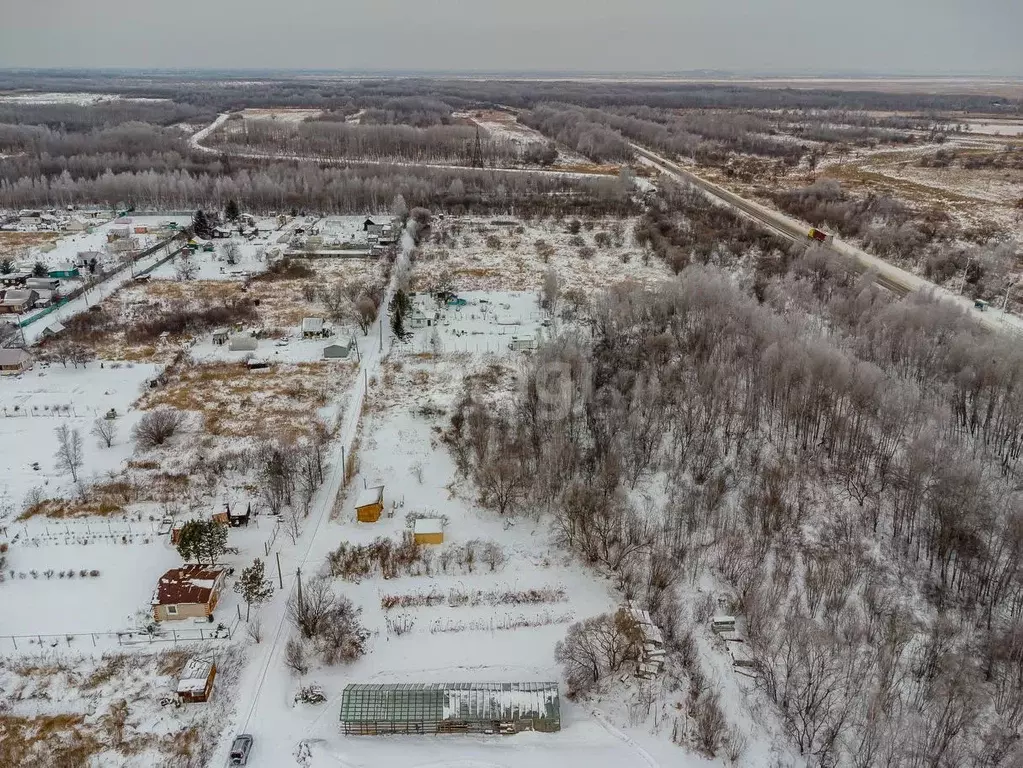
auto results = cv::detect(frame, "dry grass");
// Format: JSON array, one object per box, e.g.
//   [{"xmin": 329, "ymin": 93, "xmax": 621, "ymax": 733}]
[
  {"xmin": 0, "ymin": 713, "xmax": 100, "ymax": 768},
  {"xmin": 137, "ymin": 360, "xmax": 354, "ymax": 442},
  {"xmin": 0, "ymin": 231, "xmax": 59, "ymax": 257},
  {"xmin": 18, "ymin": 474, "xmax": 189, "ymax": 520}
]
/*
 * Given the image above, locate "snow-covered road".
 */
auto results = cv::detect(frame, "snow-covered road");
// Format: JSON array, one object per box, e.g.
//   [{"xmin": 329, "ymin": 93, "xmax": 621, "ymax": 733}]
[
  {"xmin": 188, "ymin": 113, "xmax": 610, "ymax": 180},
  {"xmin": 214, "ymin": 227, "xmax": 409, "ymax": 768}
]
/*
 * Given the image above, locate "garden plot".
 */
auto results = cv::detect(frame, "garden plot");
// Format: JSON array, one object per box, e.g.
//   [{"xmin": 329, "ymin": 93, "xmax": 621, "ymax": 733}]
[
  {"xmin": 401, "ymin": 290, "xmax": 549, "ymax": 356},
  {"xmin": 0, "ymin": 362, "xmax": 158, "ymax": 507},
  {"xmin": 145, "ymin": 240, "xmax": 271, "ymax": 282},
  {"xmin": 0, "ymin": 538, "xmax": 180, "ymax": 637},
  {"xmin": 0, "ymin": 645, "xmax": 245, "ymax": 767},
  {"xmin": 72, "ymin": 254, "xmax": 384, "ymax": 361},
  {"xmin": 413, "ymin": 216, "xmax": 671, "ymax": 294}
]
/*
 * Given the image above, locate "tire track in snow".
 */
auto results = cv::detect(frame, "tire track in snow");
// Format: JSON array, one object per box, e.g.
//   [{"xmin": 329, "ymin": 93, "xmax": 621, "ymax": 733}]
[{"xmin": 590, "ymin": 709, "xmax": 661, "ymax": 768}]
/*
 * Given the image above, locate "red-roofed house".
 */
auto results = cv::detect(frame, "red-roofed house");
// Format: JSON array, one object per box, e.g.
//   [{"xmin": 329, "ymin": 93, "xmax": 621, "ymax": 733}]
[{"xmin": 152, "ymin": 565, "xmax": 227, "ymax": 622}]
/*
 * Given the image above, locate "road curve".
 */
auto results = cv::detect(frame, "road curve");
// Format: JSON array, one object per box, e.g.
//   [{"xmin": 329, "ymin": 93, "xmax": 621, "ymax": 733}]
[{"xmin": 632, "ymin": 143, "xmax": 1023, "ymax": 337}]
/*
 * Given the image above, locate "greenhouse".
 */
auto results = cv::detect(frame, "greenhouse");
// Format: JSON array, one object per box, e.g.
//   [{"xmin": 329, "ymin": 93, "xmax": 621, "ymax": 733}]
[{"xmin": 340, "ymin": 682, "xmax": 561, "ymax": 735}]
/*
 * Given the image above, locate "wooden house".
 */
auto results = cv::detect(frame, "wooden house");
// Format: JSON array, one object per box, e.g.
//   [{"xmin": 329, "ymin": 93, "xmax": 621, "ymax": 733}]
[
  {"xmin": 152, "ymin": 565, "xmax": 226, "ymax": 622},
  {"xmin": 355, "ymin": 485, "xmax": 385, "ymax": 523},
  {"xmin": 176, "ymin": 656, "xmax": 217, "ymax": 703},
  {"xmin": 413, "ymin": 518, "xmax": 444, "ymax": 545}
]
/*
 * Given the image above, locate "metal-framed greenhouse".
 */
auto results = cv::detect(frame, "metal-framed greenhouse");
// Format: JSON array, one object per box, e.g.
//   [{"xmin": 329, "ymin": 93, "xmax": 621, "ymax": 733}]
[{"xmin": 340, "ymin": 682, "xmax": 561, "ymax": 735}]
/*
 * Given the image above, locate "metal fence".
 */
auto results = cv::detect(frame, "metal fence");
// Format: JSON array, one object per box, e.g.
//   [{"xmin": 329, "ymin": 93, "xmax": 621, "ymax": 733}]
[{"xmin": 1, "ymin": 615, "xmax": 241, "ymax": 653}]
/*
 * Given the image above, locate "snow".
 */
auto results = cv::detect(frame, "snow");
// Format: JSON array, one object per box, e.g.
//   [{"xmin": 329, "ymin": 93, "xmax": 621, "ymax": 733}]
[
  {"xmin": 354, "ymin": 485, "xmax": 383, "ymax": 509},
  {"xmin": 964, "ymin": 119, "xmax": 1023, "ymax": 136},
  {"xmin": 414, "ymin": 518, "xmax": 444, "ymax": 535},
  {"xmin": 0, "ymin": 92, "xmax": 170, "ymax": 106},
  {"xmin": 0, "ymin": 536, "xmax": 181, "ymax": 636},
  {"xmin": 0, "ymin": 362, "xmax": 159, "ymax": 503},
  {"xmin": 401, "ymin": 291, "xmax": 548, "ymax": 356}
]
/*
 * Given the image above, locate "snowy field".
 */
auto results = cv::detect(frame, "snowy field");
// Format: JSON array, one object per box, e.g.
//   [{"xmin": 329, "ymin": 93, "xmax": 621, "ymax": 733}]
[
  {"xmin": 0, "ymin": 363, "xmax": 158, "ymax": 505},
  {"xmin": 239, "ymin": 108, "xmax": 323, "ymax": 122},
  {"xmin": 0, "ymin": 645, "xmax": 246, "ymax": 766},
  {"xmin": 0, "ymin": 92, "xmax": 169, "ymax": 105},
  {"xmin": 964, "ymin": 118, "xmax": 1023, "ymax": 136}
]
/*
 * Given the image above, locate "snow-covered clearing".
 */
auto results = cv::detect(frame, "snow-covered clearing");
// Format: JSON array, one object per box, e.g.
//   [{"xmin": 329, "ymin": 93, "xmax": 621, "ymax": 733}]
[
  {"xmin": 0, "ymin": 362, "xmax": 157, "ymax": 506},
  {"xmin": 0, "ymin": 92, "xmax": 169, "ymax": 106},
  {"xmin": 239, "ymin": 108, "xmax": 324, "ymax": 122}
]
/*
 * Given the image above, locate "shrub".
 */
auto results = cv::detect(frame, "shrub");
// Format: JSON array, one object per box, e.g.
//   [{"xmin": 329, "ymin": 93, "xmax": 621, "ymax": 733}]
[{"xmin": 132, "ymin": 409, "xmax": 185, "ymax": 450}]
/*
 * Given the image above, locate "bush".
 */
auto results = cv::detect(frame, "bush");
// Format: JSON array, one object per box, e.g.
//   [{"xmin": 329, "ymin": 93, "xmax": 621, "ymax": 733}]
[
  {"xmin": 285, "ymin": 636, "xmax": 309, "ymax": 676},
  {"xmin": 132, "ymin": 409, "xmax": 185, "ymax": 450}
]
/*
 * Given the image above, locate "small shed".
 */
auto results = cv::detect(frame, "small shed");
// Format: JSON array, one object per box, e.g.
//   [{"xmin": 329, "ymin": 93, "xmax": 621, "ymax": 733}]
[
  {"xmin": 41, "ymin": 321, "xmax": 65, "ymax": 339},
  {"xmin": 229, "ymin": 334, "xmax": 258, "ymax": 352},
  {"xmin": 509, "ymin": 335, "xmax": 538, "ymax": 352},
  {"xmin": 355, "ymin": 485, "xmax": 385, "ymax": 523},
  {"xmin": 212, "ymin": 328, "xmax": 229, "ymax": 346},
  {"xmin": 413, "ymin": 518, "xmax": 444, "ymax": 545},
  {"xmin": 302, "ymin": 317, "xmax": 325, "ymax": 339},
  {"xmin": 323, "ymin": 342, "xmax": 352, "ymax": 360},
  {"xmin": 176, "ymin": 656, "xmax": 217, "ymax": 703}
]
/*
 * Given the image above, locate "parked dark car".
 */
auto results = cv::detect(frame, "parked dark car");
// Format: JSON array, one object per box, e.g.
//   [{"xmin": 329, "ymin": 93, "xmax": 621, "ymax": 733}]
[{"xmin": 229, "ymin": 734, "xmax": 253, "ymax": 765}]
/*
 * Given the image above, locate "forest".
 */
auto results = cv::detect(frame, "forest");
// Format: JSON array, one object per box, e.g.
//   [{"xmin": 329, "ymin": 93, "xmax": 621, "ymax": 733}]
[{"xmin": 441, "ymin": 181, "xmax": 1023, "ymax": 765}]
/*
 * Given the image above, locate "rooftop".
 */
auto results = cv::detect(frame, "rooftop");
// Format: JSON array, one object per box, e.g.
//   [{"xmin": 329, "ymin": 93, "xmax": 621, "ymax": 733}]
[
  {"xmin": 414, "ymin": 518, "xmax": 444, "ymax": 535},
  {"xmin": 355, "ymin": 485, "xmax": 384, "ymax": 509},
  {"xmin": 153, "ymin": 565, "xmax": 225, "ymax": 606},
  {"xmin": 302, "ymin": 317, "xmax": 324, "ymax": 333},
  {"xmin": 340, "ymin": 682, "xmax": 560, "ymax": 725},
  {"xmin": 176, "ymin": 656, "xmax": 215, "ymax": 694},
  {"xmin": 0, "ymin": 348, "xmax": 30, "ymax": 366}
]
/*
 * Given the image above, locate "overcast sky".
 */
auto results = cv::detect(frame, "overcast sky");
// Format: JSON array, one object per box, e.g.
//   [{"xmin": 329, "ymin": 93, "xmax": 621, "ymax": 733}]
[{"xmin": 1, "ymin": 0, "xmax": 1021, "ymax": 75}]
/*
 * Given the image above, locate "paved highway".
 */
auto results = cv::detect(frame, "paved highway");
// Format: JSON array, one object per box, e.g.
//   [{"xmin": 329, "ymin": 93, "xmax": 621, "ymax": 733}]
[{"xmin": 632, "ymin": 144, "xmax": 1023, "ymax": 337}]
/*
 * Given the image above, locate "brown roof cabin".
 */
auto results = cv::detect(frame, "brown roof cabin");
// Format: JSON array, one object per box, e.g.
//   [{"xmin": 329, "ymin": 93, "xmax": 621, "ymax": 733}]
[
  {"xmin": 355, "ymin": 485, "xmax": 385, "ymax": 523},
  {"xmin": 176, "ymin": 656, "xmax": 217, "ymax": 703},
  {"xmin": 152, "ymin": 565, "xmax": 226, "ymax": 622}
]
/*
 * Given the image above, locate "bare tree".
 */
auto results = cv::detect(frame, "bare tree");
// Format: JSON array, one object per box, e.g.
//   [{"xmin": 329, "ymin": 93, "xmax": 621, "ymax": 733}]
[
  {"xmin": 175, "ymin": 253, "xmax": 198, "ymax": 281},
  {"xmin": 54, "ymin": 424, "xmax": 84, "ymax": 484},
  {"xmin": 91, "ymin": 417, "xmax": 117, "ymax": 448},
  {"xmin": 132, "ymin": 409, "xmax": 185, "ymax": 450},
  {"xmin": 555, "ymin": 610, "xmax": 642, "ymax": 695},
  {"xmin": 286, "ymin": 575, "xmax": 337, "ymax": 639},
  {"xmin": 541, "ymin": 269, "xmax": 561, "ymax": 316},
  {"xmin": 314, "ymin": 595, "xmax": 370, "ymax": 665}
]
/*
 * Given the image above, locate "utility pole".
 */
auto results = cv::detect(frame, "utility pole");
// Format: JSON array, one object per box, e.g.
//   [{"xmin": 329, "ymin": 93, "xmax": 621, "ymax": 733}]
[
  {"xmin": 296, "ymin": 567, "xmax": 303, "ymax": 609},
  {"xmin": 1002, "ymin": 282, "xmax": 1016, "ymax": 313},
  {"xmin": 378, "ymin": 313, "xmax": 383, "ymax": 353},
  {"xmin": 275, "ymin": 551, "xmax": 283, "ymax": 589}
]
